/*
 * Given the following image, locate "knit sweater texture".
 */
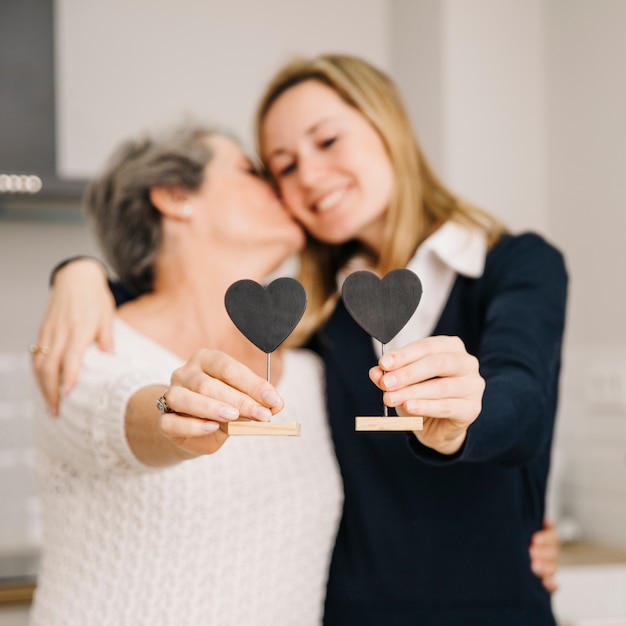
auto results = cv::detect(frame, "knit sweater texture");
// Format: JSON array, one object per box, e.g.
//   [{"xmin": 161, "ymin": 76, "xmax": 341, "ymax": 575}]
[{"xmin": 30, "ymin": 320, "xmax": 342, "ymax": 626}]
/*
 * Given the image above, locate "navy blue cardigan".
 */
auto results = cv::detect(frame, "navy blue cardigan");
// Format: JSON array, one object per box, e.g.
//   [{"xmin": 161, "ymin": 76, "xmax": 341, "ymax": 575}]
[
  {"xmin": 105, "ymin": 231, "xmax": 566, "ymax": 624},
  {"xmin": 309, "ymin": 232, "xmax": 567, "ymax": 625}
]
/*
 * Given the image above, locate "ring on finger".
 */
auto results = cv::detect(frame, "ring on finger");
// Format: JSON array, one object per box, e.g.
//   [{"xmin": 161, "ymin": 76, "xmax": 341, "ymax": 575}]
[
  {"xmin": 156, "ymin": 389, "xmax": 174, "ymax": 413},
  {"xmin": 29, "ymin": 344, "xmax": 51, "ymax": 355}
]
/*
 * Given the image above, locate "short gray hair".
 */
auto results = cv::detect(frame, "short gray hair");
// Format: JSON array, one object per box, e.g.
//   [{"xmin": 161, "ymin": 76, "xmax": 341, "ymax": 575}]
[{"xmin": 84, "ymin": 124, "xmax": 218, "ymax": 295}]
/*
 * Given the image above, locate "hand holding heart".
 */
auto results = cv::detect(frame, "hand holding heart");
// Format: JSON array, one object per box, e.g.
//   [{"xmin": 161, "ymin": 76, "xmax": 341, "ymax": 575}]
[
  {"xmin": 221, "ymin": 271, "xmax": 484, "ymax": 453},
  {"xmin": 157, "ymin": 349, "xmax": 285, "ymax": 454},
  {"xmin": 369, "ymin": 335, "xmax": 485, "ymax": 455},
  {"xmin": 342, "ymin": 268, "xmax": 484, "ymax": 454}
]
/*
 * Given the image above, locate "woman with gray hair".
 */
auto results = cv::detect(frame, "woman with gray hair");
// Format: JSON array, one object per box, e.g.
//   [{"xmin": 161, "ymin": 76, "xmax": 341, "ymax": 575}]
[{"xmin": 29, "ymin": 124, "xmax": 343, "ymax": 626}]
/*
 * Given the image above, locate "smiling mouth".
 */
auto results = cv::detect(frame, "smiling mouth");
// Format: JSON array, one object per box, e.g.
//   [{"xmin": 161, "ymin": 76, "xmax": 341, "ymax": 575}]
[{"xmin": 316, "ymin": 189, "xmax": 345, "ymax": 213}]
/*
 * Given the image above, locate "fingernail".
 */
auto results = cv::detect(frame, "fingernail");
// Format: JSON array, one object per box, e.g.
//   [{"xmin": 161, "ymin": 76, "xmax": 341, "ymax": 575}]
[
  {"xmin": 386, "ymin": 392, "xmax": 399, "ymax": 405},
  {"xmin": 380, "ymin": 355, "xmax": 394, "ymax": 370},
  {"xmin": 383, "ymin": 374, "xmax": 397, "ymax": 389},
  {"xmin": 218, "ymin": 406, "xmax": 239, "ymax": 420},
  {"xmin": 261, "ymin": 389, "xmax": 281, "ymax": 407},
  {"xmin": 251, "ymin": 405, "xmax": 272, "ymax": 421},
  {"xmin": 203, "ymin": 421, "xmax": 219, "ymax": 432},
  {"xmin": 405, "ymin": 400, "xmax": 419, "ymax": 412}
]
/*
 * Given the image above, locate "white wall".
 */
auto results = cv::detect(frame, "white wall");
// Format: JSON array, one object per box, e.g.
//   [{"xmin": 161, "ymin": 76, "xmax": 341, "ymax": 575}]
[
  {"xmin": 545, "ymin": 0, "xmax": 626, "ymax": 550},
  {"xmin": 389, "ymin": 0, "xmax": 446, "ymax": 174},
  {"xmin": 442, "ymin": 0, "xmax": 547, "ymax": 233},
  {"xmin": 390, "ymin": 0, "xmax": 547, "ymax": 233},
  {"xmin": 0, "ymin": 216, "xmax": 99, "ymax": 353},
  {"xmin": 55, "ymin": 0, "xmax": 390, "ymax": 176},
  {"xmin": 546, "ymin": 0, "xmax": 626, "ymax": 345}
]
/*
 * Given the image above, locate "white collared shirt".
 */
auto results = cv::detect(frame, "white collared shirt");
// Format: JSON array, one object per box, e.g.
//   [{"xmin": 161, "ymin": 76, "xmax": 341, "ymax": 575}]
[{"xmin": 376, "ymin": 220, "xmax": 487, "ymax": 356}]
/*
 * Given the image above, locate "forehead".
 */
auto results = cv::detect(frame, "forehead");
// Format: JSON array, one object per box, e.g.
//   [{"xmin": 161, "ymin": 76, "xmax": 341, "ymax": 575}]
[
  {"xmin": 273, "ymin": 81, "xmax": 348, "ymax": 121},
  {"xmin": 204, "ymin": 136, "xmax": 255, "ymax": 176},
  {"xmin": 207, "ymin": 135, "xmax": 246, "ymax": 161},
  {"xmin": 261, "ymin": 81, "xmax": 356, "ymax": 148}
]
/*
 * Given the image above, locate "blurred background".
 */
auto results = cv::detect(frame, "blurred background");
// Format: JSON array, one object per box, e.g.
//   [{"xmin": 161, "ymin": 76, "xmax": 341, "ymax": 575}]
[{"xmin": 1, "ymin": 1, "xmax": 625, "ymax": 624}]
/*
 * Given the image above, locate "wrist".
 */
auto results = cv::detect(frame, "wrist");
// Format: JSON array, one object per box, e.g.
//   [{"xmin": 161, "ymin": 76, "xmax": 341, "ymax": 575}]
[
  {"xmin": 50, "ymin": 256, "xmax": 108, "ymax": 287},
  {"xmin": 436, "ymin": 432, "xmax": 467, "ymax": 455},
  {"xmin": 414, "ymin": 429, "xmax": 467, "ymax": 456}
]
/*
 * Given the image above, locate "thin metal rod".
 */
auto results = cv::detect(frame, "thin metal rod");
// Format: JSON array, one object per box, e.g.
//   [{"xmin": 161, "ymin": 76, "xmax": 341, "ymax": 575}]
[
  {"xmin": 267, "ymin": 352, "xmax": 271, "ymax": 383},
  {"xmin": 381, "ymin": 342, "xmax": 388, "ymax": 417}
]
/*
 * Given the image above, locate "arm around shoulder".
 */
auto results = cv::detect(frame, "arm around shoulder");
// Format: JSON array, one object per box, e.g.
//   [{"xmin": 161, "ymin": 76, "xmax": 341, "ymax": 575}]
[{"xmin": 32, "ymin": 256, "xmax": 117, "ymax": 414}]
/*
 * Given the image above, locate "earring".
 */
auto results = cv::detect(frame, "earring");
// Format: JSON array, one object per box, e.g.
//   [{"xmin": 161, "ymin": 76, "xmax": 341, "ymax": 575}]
[{"xmin": 182, "ymin": 204, "xmax": 193, "ymax": 216}]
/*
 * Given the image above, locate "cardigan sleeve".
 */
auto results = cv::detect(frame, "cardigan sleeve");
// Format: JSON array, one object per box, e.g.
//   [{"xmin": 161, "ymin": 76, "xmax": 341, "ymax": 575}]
[
  {"xmin": 49, "ymin": 255, "xmax": 137, "ymax": 306},
  {"xmin": 109, "ymin": 278, "xmax": 135, "ymax": 306},
  {"xmin": 34, "ymin": 342, "xmax": 165, "ymax": 475},
  {"xmin": 462, "ymin": 233, "xmax": 568, "ymax": 465},
  {"xmin": 408, "ymin": 233, "xmax": 568, "ymax": 466}
]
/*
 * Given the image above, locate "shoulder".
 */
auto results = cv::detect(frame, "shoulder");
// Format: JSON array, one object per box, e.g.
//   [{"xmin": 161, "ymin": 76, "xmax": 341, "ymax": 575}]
[
  {"xmin": 489, "ymin": 231, "xmax": 566, "ymax": 265},
  {"xmin": 485, "ymin": 231, "xmax": 568, "ymax": 285},
  {"xmin": 78, "ymin": 318, "xmax": 181, "ymax": 390}
]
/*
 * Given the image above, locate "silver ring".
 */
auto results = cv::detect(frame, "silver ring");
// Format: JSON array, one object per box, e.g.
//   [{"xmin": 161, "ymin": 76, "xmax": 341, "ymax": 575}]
[
  {"xmin": 29, "ymin": 344, "xmax": 51, "ymax": 355},
  {"xmin": 156, "ymin": 390, "xmax": 174, "ymax": 413}
]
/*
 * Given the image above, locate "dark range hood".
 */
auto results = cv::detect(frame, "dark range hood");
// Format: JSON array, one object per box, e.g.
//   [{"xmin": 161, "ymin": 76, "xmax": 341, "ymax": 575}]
[{"xmin": 0, "ymin": 0, "xmax": 87, "ymax": 206}]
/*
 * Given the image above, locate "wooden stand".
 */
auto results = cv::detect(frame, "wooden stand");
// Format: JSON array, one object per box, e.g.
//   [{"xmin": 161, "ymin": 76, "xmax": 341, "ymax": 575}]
[
  {"xmin": 220, "ymin": 418, "xmax": 301, "ymax": 436},
  {"xmin": 355, "ymin": 416, "xmax": 423, "ymax": 432}
]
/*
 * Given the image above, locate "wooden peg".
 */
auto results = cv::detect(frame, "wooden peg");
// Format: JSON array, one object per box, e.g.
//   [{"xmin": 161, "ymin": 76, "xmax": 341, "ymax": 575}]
[
  {"xmin": 355, "ymin": 416, "xmax": 423, "ymax": 431},
  {"xmin": 220, "ymin": 418, "xmax": 301, "ymax": 436}
]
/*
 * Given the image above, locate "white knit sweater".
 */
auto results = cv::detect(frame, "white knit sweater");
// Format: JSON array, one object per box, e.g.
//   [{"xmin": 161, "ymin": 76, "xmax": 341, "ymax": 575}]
[{"xmin": 29, "ymin": 319, "xmax": 343, "ymax": 626}]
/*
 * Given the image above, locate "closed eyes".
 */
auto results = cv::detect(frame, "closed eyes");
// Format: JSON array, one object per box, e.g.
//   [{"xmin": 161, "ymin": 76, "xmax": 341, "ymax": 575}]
[
  {"xmin": 275, "ymin": 136, "xmax": 338, "ymax": 178},
  {"xmin": 277, "ymin": 162, "xmax": 297, "ymax": 177}
]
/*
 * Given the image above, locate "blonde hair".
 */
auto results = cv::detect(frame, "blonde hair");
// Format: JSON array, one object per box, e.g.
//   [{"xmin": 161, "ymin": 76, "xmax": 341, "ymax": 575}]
[{"xmin": 255, "ymin": 54, "xmax": 507, "ymax": 344}]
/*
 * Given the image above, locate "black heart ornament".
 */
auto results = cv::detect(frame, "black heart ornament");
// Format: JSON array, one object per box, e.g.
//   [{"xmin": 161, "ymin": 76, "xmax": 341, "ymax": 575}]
[
  {"xmin": 341, "ymin": 269, "xmax": 422, "ymax": 344},
  {"xmin": 224, "ymin": 277, "xmax": 307, "ymax": 353}
]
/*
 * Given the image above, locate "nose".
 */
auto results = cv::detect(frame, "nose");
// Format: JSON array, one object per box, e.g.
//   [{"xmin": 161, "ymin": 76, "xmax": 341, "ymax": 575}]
[{"xmin": 296, "ymin": 152, "xmax": 325, "ymax": 189}]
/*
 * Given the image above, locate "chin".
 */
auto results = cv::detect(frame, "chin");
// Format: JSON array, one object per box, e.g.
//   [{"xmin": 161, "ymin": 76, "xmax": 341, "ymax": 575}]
[
  {"xmin": 311, "ymin": 215, "xmax": 382, "ymax": 249},
  {"xmin": 305, "ymin": 218, "xmax": 357, "ymax": 244},
  {"xmin": 311, "ymin": 229, "xmax": 355, "ymax": 245}
]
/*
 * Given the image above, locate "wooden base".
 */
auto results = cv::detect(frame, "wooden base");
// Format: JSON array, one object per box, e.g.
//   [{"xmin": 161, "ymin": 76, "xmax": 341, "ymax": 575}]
[
  {"xmin": 355, "ymin": 416, "xmax": 423, "ymax": 431},
  {"xmin": 220, "ymin": 419, "xmax": 301, "ymax": 436}
]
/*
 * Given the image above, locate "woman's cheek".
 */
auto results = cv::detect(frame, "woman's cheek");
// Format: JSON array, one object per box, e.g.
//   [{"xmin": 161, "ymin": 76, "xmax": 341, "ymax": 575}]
[{"xmin": 280, "ymin": 190, "xmax": 302, "ymax": 218}]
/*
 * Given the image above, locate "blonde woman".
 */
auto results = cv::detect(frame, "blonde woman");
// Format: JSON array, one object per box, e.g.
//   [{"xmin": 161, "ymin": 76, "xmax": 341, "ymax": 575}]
[{"xmin": 253, "ymin": 54, "xmax": 566, "ymax": 625}]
